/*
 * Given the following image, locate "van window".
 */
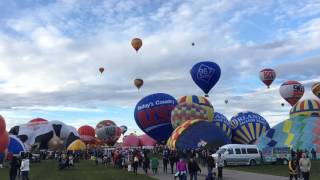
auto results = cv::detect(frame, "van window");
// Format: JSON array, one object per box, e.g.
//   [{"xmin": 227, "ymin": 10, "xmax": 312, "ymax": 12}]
[
  {"xmin": 247, "ymin": 148, "xmax": 258, "ymax": 154},
  {"xmin": 241, "ymin": 148, "xmax": 247, "ymax": 154},
  {"xmin": 235, "ymin": 148, "xmax": 241, "ymax": 154},
  {"xmin": 228, "ymin": 148, "xmax": 234, "ymax": 154},
  {"xmin": 217, "ymin": 148, "xmax": 226, "ymax": 154}
]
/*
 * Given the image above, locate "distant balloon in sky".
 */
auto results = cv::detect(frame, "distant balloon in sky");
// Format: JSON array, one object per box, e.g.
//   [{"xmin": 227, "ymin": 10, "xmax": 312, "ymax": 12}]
[
  {"xmin": 191, "ymin": 42, "xmax": 195, "ymax": 46},
  {"xmin": 225, "ymin": 100, "xmax": 228, "ymax": 104},
  {"xmin": 190, "ymin": 61, "xmax": 221, "ymax": 97},
  {"xmin": 312, "ymin": 82, "xmax": 320, "ymax": 99},
  {"xmin": 134, "ymin": 93, "xmax": 177, "ymax": 144},
  {"xmin": 259, "ymin": 68, "xmax": 276, "ymax": 88},
  {"xmin": 131, "ymin": 38, "xmax": 142, "ymax": 52},
  {"xmin": 279, "ymin": 81, "xmax": 304, "ymax": 106},
  {"xmin": 99, "ymin": 67, "xmax": 104, "ymax": 74},
  {"xmin": 134, "ymin": 79, "xmax": 144, "ymax": 89}
]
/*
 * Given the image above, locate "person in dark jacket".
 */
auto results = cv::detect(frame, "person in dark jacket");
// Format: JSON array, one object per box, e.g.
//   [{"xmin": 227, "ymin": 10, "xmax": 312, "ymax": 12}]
[
  {"xmin": 288, "ymin": 155, "xmax": 298, "ymax": 180},
  {"xmin": 10, "ymin": 156, "xmax": 20, "ymax": 180},
  {"xmin": 206, "ymin": 153, "xmax": 215, "ymax": 179},
  {"xmin": 188, "ymin": 157, "xmax": 201, "ymax": 180},
  {"xmin": 169, "ymin": 152, "xmax": 177, "ymax": 174},
  {"xmin": 142, "ymin": 156, "xmax": 150, "ymax": 175}
]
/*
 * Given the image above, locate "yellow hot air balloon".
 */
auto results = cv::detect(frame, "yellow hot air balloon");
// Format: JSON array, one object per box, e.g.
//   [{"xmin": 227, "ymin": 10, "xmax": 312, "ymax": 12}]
[
  {"xmin": 134, "ymin": 79, "xmax": 144, "ymax": 89},
  {"xmin": 67, "ymin": 139, "xmax": 86, "ymax": 151},
  {"xmin": 312, "ymin": 82, "xmax": 320, "ymax": 99},
  {"xmin": 131, "ymin": 38, "xmax": 142, "ymax": 52}
]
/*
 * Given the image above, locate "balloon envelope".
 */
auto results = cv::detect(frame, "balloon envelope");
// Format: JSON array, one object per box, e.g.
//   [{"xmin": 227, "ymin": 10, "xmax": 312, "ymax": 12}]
[
  {"xmin": 190, "ymin": 61, "xmax": 221, "ymax": 96},
  {"xmin": 95, "ymin": 121, "xmax": 121, "ymax": 146},
  {"xmin": 134, "ymin": 79, "xmax": 144, "ymax": 89},
  {"xmin": 120, "ymin": 125, "xmax": 128, "ymax": 134},
  {"xmin": 167, "ymin": 119, "xmax": 230, "ymax": 150},
  {"xmin": 131, "ymin": 38, "xmax": 142, "ymax": 52},
  {"xmin": 290, "ymin": 99, "xmax": 320, "ymax": 118},
  {"xmin": 123, "ymin": 134, "xmax": 140, "ymax": 147},
  {"xmin": 259, "ymin": 68, "xmax": 276, "ymax": 88},
  {"xmin": 171, "ymin": 103, "xmax": 208, "ymax": 129},
  {"xmin": 139, "ymin": 134, "xmax": 157, "ymax": 146},
  {"xmin": 0, "ymin": 132, "xmax": 9, "ymax": 152},
  {"xmin": 78, "ymin": 125, "xmax": 95, "ymax": 144},
  {"xmin": 279, "ymin": 81, "xmax": 304, "ymax": 106},
  {"xmin": 134, "ymin": 93, "xmax": 177, "ymax": 144},
  {"xmin": 99, "ymin": 67, "xmax": 104, "ymax": 74},
  {"xmin": 0, "ymin": 115, "xmax": 5, "ymax": 134},
  {"xmin": 178, "ymin": 95, "xmax": 214, "ymax": 121},
  {"xmin": 312, "ymin": 82, "xmax": 320, "ymax": 99},
  {"xmin": 230, "ymin": 112, "xmax": 270, "ymax": 144},
  {"xmin": 212, "ymin": 112, "xmax": 232, "ymax": 139},
  {"xmin": 67, "ymin": 139, "xmax": 86, "ymax": 151},
  {"xmin": 8, "ymin": 135, "xmax": 26, "ymax": 154}
]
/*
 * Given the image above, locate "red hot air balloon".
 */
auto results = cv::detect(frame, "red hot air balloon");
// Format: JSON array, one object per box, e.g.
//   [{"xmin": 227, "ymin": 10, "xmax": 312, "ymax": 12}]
[
  {"xmin": 78, "ymin": 125, "xmax": 96, "ymax": 144},
  {"xmin": 279, "ymin": 81, "xmax": 304, "ymax": 106},
  {"xmin": 0, "ymin": 115, "xmax": 6, "ymax": 134},
  {"xmin": 0, "ymin": 132, "xmax": 9, "ymax": 152},
  {"xmin": 259, "ymin": 68, "xmax": 276, "ymax": 88},
  {"xmin": 139, "ymin": 134, "xmax": 157, "ymax": 147},
  {"xmin": 123, "ymin": 134, "xmax": 140, "ymax": 147},
  {"xmin": 28, "ymin": 118, "xmax": 48, "ymax": 125}
]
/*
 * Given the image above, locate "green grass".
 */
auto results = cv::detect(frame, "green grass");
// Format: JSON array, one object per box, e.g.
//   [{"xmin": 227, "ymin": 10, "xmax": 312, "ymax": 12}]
[
  {"xmin": 0, "ymin": 160, "xmax": 155, "ymax": 180},
  {"xmin": 226, "ymin": 160, "xmax": 320, "ymax": 179}
]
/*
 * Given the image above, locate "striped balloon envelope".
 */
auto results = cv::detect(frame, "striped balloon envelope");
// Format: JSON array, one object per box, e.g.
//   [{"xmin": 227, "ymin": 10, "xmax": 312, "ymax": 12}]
[
  {"xmin": 258, "ymin": 116, "xmax": 320, "ymax": 153},
  {"xmin": 167, "ymin": 119, "xmax": 230, "ymax": 150},
  {"xmin": 171, "ymin": 103, "xmax": 208, "ymax": 129},
  {"xmin": 279, "ymin": 81, "xmax": 304, "ymax": 106},
  {"xmin": 178, "ymin": 95, "xmax": 214, "ymax": 121},
  {"xmin": 312, "ymin": 82, "xmax": 320, "ymax": 99},
  {"xmin": 212, "ymin": 112, "xmax": 232, "ymax": 139},
  {"xmin": 230, "ymin": 111, "xmax": 270, "ymax": 144},
  {"xmin": 290, "ymin": 99, "xmax": 320, "ymax": 118}
]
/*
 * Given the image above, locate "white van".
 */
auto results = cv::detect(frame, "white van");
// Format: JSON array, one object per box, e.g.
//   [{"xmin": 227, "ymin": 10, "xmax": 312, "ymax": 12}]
[{"xmin": 212, "ymin": 144, "xmax": 261, "ymax": 166}]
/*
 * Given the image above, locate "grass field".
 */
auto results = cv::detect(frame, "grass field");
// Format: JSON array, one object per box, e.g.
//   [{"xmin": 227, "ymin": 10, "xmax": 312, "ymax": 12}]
[
  {"xmin": 226, "ymin": 160, "xmax": 319, "ymax": 179},
  {"xmin": 0, "ymin": 160, "xmax": 155, "ymax": 180}
]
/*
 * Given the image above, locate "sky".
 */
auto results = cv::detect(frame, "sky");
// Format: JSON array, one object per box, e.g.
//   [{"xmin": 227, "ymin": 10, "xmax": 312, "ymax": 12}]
[{"xmin": 0, "ymin": 0, "xmax": 319, "ymax": 135}]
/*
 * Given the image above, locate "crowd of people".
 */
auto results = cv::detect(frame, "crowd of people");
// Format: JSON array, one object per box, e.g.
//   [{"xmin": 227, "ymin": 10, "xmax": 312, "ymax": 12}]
[{"xmin": 1, "ymin": 146, "xmax": 318, "ymax": 180}]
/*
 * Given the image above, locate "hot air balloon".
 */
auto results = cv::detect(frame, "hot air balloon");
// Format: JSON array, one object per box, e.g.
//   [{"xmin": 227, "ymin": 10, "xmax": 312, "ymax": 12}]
[
  {"xmin": 119, "ymin": 125, "xmax": 128, "ymax": 134},
  {"xmin": 131, "ymin": 38, "xmax": 142, "ymax": 52},
  {"xmin": 134, "ymin": 79, "xmax": 144, "ymax": 89},
  {"xmin": 134, "ymin": 93, "xmax": 177, "ymax": 144},
  {"xmin": 178, "ymin": 95, "xmax": 214, "ymax": 121},
  {"xmin": 171, "ymin": 103, "xmax": 208, "ymax": 129},
  {"xmin": 212, "ymin": 112, "xmax": 232, "ymax": 139},
  {"xmin": 67, "ymin": 139, "xmax": 86, "ymax": 151},
  {"xmin": 95, "ymin": 120, "xmax": 121, "ymax": 146},
  {"xmin": 312, "ymin": 82, "xmax": 320, "ymax": 99},
  {"xmin": 289, "ymin": 99, "xmax": 320, "ymax": 118},
  {"xmin": 139, "ymin": 134, "xmax": 157, "ymax": 147},
  {"xmin": 78, "ymin": 125, "xmax": 95, "ymax": 144},
  {"xmin": 123, "ymin": 134, "xmax": 140, "ymax": 147},
  {"xmin": 167, "ymin": 119, "xmax": 230, "ymax": 150},
  {"xmin": 225, "ymin": 100, "xmax": 228, "ymax": 104},
  {"xmin": 190, "ymin": 61, "xmax": 221, "ymax": 97},
  {"xmin": 280, "ymin": 81, "xmax": 304, "ymax": 106},
  {"xmin": 0, "ymin": 132, "xmax": 9, "ymax": 152},
  {"xmin": 0, "ymin": 115, "xmax": 5, "ymax": 134},
  {"xmin": 230, "ymin": 111, "xmax": 270, "ymax": 144},
  {"xmin": 99, "ymin": 67, "xmax": 104, "ymax": 74},
  {"xmin": 191, "ymin": 42, "xmax": 195, "ymax": 46},
  {"xmin": 8, "ymin": 135, "xmax": 26, "ymax": 154},
  {"xmin": 259, "ymin": 68, "xmax": 276, "ymax": 88},
  {"xmin": 28, "ymin": 118, "xmax": 48, "ymax": 125}
]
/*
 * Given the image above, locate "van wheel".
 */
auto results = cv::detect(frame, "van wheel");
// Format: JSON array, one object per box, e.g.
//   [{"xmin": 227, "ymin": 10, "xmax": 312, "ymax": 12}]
[
  {"xmin": 250, "ymin": 159, "xmax": 256, "ymax": 166},
  {"xmin": 282, "ymin": 159, "xmax": 288, "ymax": 165},
  {"xmin": 224, "ymin": 160, "xmax": 228, "ymax": 167}
]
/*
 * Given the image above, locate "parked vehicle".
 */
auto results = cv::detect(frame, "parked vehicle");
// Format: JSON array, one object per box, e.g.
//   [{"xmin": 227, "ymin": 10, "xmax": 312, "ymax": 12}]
[
  {"xmin": 261, "ymin": 147, "xmax": 291, "ymax": 165},
  {"xmin": 212, "ymin": 144, "xmax": 262, "ymax": 166}
]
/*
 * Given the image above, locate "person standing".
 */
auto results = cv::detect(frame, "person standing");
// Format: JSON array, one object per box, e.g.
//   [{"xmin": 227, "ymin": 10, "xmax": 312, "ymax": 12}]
[
  {"xmin": 169, "ymin": 151, "xmax": 176, "ymax": 174},
  {"xmin": 311, "ymin": 148, "xmax": 317, "ymax": 160},
  {"xmin": 288, "ymin": 155, "xmax": 298, "ymax": 180},
  {"xmin": 163, "ymin": 150, "xmax": 169, "ymax": 173},
  {"xmin": 151, "ymin": 156, "xmax": 159, "ymax": 174},
  {"xmin": 188, "ymin": 157, "xmax": 201, "ymax": 180},
  {"xmin": 299, "ymin": 153, "xmax": 311, "ymax": 180},
  {"xmin": 206, "ymin": 152, "xmax": 215, "ymax": 179},
  {"xmin": 20, "ymin": 155, "xmax": 30, "ymax": 180},
  {"xmin": 133, "ymin": 154, "xmax": 139, "ymax": 175},
  {"xmin": 9, "ymin": 156, "xmax": 20, "ymax": 180},
  {"xmin": 142, "ymin": 155, "xmax": 150, "ymax": 175},
  {"xmin": 176, "ymin": 158, "xmax": 187, "ymax": 180},
  {"xmin": 216, "ymin": 154, "xmax": 224, "ymax": 180}
]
